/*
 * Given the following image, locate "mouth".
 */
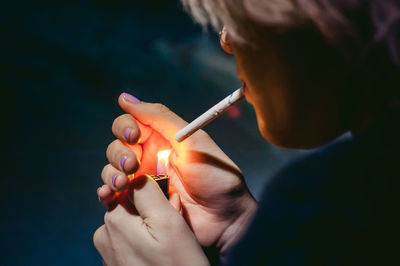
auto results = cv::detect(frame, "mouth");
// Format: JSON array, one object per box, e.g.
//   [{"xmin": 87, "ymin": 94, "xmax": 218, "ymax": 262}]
[
  {"xmin": 240, "ymin": 79, "xmax": 246, "ymax": 93},
  {"xmin": 240, "ymin": 80, "xmax": 248, "ymax": 98},
  {"xmin": 239, "ymin": 79, "xmax": 252, "ymax": 104}
]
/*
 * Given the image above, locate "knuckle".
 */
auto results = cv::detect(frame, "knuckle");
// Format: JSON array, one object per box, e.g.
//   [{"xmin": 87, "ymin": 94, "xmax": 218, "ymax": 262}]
[
  {"xmin": 104, "ymin": 206, "xmax": 127, "ymax": 230},
  {"xmin": 101, "ymin": 164, "xmax": 115, "ymax": 183},
  {"xmin": 152, "ymin": 103, "xmax": 170, "ymax": 114},
  {"xmin": 112, "ymin": 114, "xmax": 132, "ymax": 134},
  {"xmin": 106, "ymin": 139, "xmax": 119, "ymax": 160},
  {"xmin": 104, "ymin": 211, "xmax": 121, "ymax": 228},
  {"xmin": 106, "ymin": 143, "xmax": 113, "ymax": 160},
  {"xmin": 120, "ymin": 113, "xmax": 132, "ymax": 120},
  {"xmin": 104, "ymin": 212, "xmax": 114, "ymax": 226},
  {"xmin": 113, "ymin": 114, "xmax": 131, "ymax": 126},
  {"xmin": 111, "ymin": 117, "xmax": 119, "ymax": 133},
  {"xmin": 93, "ymin": 225, "xmax": 105, "ymax": 249},
  {"xmin": 101, "ymin": 165, "xmax": 109, "ymax": 179}
]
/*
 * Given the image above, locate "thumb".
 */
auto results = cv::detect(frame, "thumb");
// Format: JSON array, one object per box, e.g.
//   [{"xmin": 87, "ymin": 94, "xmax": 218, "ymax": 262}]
[
  {"xmin": 118, "ymin": 93, "xmax": 206, "ymax": 149},
  {"xmin": 129, "ymin": 175, "xmax": 175, "ymax": 220}
]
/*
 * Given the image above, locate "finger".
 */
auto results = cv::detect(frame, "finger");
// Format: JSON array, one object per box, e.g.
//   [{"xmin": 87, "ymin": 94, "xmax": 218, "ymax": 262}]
[
  {"xmin": 101, "ymin": 164, "xmax": 129, "ymax": 191},
  {"xmin": 112, "ymin": 114, "xmax": 152, "ymax": 144},
  {"xmin": 129, "ymin": 175, "xmax": 175, "ymax": 220},
  {"xmin": 93, "ymin": 225, "xmax": 114, "ymax": 266},
  {"xmin": 98, "ymin": 185, "xmax": 117, "ymax": 208},
  {"xmin": 119, "ymin": 93, "xmax": 209, "ymax": 149},
  {"xmin": 125, "ymin": 143, "xmax": 143, "ymax": 165},
  {"xmin": 93, "ymin": 224, "xmax": 107, "ymax": 253},
  {"xmin": 106, "ymin": 139, "xmax": 140, "ymax": 174}
]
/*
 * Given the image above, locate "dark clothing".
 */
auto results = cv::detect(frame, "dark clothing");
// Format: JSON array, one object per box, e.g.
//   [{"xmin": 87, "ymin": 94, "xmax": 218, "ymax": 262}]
[{"xmin": 226, "ymin": 113, "xmax": 400, "ymax": 265}]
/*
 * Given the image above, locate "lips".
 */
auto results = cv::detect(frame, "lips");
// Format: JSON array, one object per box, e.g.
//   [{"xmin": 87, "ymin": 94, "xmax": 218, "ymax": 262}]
[
  {"xmin": 239, "ymin": 79, "xmax": 246, "ymax": 92},
  {"xmin": 240, "ymin": 80, "xmax": 251, "ymax": 103},
  {"xmin": 240, "ymin": 80, "xmax": 247, "ymax": 97}
]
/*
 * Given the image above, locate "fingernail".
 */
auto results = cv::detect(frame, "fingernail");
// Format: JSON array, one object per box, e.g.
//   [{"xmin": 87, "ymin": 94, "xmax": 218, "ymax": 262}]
[
  {"xmin": 112, "ymin": 174, "xmax": 119, "ymax": 188},
  {"xmin": 124, "ymin": 128, "xmax": 131, "ymax": 142},
  {"xmin": 123, "ymin": 92, "xmax": 141, "ymax": 104},
  {"xmin": 120, "ymin": 155, "xmax": 128, "ymax": 170}
]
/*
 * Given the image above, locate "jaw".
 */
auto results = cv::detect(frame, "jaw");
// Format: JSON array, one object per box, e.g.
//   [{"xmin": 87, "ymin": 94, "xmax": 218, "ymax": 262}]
[{"xmin": 255, "ymin": 106, "xmax": 348, "ymax": 149}]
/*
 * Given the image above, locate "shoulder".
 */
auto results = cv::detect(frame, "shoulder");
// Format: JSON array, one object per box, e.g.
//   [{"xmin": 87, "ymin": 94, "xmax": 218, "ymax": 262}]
[
  {"xmin": 265, "ymin": 120, "xmax": 399, "ymax": 201},
  {"xmin": 226, "ymin": 119, "xmax": 400, "ymax": 265}
]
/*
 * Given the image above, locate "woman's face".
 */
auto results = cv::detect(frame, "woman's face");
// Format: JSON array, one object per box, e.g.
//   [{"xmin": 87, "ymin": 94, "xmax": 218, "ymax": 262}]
[{"xmin": 221, "ymin": 28, "xmax": 351, "ymax": 149}]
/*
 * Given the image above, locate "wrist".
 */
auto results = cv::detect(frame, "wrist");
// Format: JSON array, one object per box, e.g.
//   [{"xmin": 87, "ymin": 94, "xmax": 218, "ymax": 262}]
[{"xmin": 217, "ymin": 192, "xmax": 258, "ymax": 261}]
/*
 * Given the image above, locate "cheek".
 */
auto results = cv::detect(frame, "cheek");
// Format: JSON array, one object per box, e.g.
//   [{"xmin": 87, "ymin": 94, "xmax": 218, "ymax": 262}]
[{"xmin": 250, "ymin": 93, "xmax": 298, "ymax": 148}]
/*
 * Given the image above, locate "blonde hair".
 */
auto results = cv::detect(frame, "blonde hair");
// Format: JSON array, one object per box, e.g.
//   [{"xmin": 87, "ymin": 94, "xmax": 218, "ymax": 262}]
[
  {"xmin": 181, "ymin": 0, "xmax": 400, "ymax": 101},
  {"xmin": 181, "ymin": 0, "xmax": 400, "ymax": 66},
  {"xmin": 181, "ymin": 0, "xmax": 306, "ymax": 44}
]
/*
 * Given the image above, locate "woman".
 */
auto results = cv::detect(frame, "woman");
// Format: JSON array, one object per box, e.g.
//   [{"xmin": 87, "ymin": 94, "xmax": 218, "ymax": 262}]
[{"xmin": 94, "ymin": 0, "xmax": 400, "ymax": 265}]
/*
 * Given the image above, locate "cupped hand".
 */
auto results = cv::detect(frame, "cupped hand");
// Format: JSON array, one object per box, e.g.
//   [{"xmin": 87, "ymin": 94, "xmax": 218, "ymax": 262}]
[
  {"xmin": 94, "ymin": 175, "xmax": 209, "ymax": 266},
  {"xmin": 98, "ymin": 93, "xmax": 257, "ymax": 257}
]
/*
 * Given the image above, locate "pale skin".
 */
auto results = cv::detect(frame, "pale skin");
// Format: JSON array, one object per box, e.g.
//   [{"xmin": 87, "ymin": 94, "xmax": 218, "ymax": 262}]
[
  {"xmin": 94, "ymin": 175, "xmax": 209, "ymax": 266},
  {"xmin": 94, "ymin": 25, "xmax": 381, "ymax": 264},
  {"xmin": 94, "ymin": 94, "xmax": 258, "ymax": 265}
]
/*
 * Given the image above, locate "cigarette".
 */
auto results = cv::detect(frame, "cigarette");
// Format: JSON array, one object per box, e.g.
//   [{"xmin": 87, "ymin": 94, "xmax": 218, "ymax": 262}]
[{"xmin": 174, "ymin": 87, "xmax": 244, "ymax": 142}]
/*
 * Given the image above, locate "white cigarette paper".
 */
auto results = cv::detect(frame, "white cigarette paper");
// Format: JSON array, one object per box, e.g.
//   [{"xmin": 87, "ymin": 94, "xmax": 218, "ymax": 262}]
[{"xmin": 174, "ymin": 87, "xmax": 244, "ymax": 142}]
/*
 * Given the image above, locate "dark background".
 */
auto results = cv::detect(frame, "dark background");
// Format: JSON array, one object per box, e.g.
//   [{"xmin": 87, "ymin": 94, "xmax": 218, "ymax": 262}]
[{"xmin": 1, "ymin": 1, "xmax": 308, "ymax": 265}]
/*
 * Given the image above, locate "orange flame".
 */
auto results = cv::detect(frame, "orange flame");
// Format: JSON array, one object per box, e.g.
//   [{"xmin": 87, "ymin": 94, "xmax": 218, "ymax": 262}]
[{"xmin": 157, "ymin": 150, "xmax": 171, "ymax": 175}]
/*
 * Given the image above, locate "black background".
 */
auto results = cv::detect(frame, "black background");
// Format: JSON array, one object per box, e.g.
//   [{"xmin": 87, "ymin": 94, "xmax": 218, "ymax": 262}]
[{"xmin": 1, "ymin": 1, "xmax": 304, "ymax": 264}]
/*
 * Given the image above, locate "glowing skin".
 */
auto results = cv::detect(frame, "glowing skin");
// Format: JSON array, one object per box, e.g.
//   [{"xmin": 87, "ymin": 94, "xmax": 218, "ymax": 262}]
[
  {"xmin": 97, "ymin": 95, "xmax": 257, "ymax": 264},
  {"xmin": 95, "ymin": 25, "xmax": 384, "ymax": 265},
  {"xmin": 94, "ymin": 176, "xmax": 210, "ymax": 266},
  {"xmin": 221, "ymin": 28, "xmax": 357, "ymax": 149}
]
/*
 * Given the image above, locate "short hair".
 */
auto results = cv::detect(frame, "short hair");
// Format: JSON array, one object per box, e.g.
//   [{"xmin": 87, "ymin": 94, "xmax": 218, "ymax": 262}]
[{"xmin": 181, "ymin": 0, "xmax": 400, "ymax": 101}]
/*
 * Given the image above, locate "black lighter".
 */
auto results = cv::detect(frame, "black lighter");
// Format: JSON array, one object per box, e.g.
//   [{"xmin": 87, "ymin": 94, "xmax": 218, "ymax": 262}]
[{"xmin": 147, "ymin": 174, "xmax": 169, "ymax": 199}]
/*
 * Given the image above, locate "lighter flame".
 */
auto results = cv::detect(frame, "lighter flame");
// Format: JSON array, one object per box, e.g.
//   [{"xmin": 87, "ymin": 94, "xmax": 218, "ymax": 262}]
[{"xmin": 157, "ymin": 150, "xmax": 171, "ymax": 175}]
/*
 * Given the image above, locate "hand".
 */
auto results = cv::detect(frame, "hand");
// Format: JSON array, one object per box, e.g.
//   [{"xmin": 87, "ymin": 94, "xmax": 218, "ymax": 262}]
[
  {"xmin": 94, "ymin": 175, "xmax": 209, "ymax": 266},
  {"xmin": 98, "ymin": 93, "xmax": 257, "ymax": 258}
]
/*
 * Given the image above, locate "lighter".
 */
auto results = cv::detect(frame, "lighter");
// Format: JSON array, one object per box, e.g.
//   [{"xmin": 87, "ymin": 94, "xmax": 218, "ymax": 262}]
[
  {"xmin": 149, "ymin": 150, "xmax": 171, "ymax": 199},
  {"xmin": 147, "ymin": 174, "xmax": 169, "ymax": 199}
]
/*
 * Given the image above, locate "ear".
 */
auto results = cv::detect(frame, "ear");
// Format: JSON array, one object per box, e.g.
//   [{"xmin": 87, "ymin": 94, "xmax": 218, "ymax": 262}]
[{"xmin": 220, "ymin": 26, "xmax": 233, "ymax": 54}]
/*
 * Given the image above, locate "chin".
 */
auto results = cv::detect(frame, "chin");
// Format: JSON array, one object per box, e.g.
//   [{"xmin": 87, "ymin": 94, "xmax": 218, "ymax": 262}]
[
  {"xmin": 253, "ymin": 103, "xmax": 342, "ymax": 149},
  {"xmin": 258, "ymin": 122, "xmax": 335, "ymax": 150}
]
